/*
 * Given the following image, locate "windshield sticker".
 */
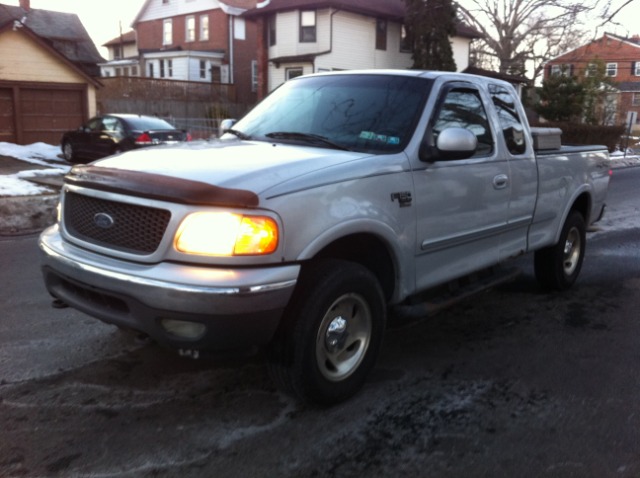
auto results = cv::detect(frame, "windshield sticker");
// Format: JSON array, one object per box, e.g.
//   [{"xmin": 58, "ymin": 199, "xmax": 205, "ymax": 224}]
[{"xmin": 359, "ymin": 131, "xmax": 400, "ymax": 145}]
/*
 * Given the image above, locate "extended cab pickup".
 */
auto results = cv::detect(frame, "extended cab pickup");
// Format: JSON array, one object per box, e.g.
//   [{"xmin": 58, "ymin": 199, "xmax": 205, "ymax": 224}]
[{"xmin": 39, "ymin": 71, "xmax": 610, "ymax": 405}]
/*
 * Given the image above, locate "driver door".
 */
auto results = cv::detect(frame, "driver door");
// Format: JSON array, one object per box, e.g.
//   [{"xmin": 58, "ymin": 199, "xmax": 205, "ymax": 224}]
[{"xmin": 413, "ymin": 83, "xmax": 511, "ymax": 292}]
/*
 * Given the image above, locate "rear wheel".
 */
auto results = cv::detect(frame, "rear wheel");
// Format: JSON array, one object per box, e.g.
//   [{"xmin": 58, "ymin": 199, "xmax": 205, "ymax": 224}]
[
  {"xmin": 62, "ymin": 141, "xmax": 76, "ymax": 163},
  {"xmin": 268, "ymin": 259, "xmax": 386, "ymax": 406},
  {"xmin": 534, "ymin": 210, "xmax": 586, "ymax": 290}
]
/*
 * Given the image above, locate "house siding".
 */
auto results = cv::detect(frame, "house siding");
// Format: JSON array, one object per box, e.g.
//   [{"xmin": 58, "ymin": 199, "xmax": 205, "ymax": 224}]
[
  {"xmin": 0, "ymin": 30, "xmax": 86, "ymax": 84},
  {"xmin": 137, "ymin": 0, "xmax": 222, "ymax": 22}
]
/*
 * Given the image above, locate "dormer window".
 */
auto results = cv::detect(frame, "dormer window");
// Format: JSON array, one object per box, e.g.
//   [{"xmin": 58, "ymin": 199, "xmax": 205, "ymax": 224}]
[{"xmin": 299, "ymin": 10, "xmax": 316, "ymax": 43}]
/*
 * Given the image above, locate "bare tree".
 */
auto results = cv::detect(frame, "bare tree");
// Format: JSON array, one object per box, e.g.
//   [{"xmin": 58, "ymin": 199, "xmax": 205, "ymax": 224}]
[
  {"xmin": 456, "ymin": 0, "xmax": 593, "ymax": 81},
  {"xmin": 457, "ymin": 0, "xmax": 637, "ymax": 82}
]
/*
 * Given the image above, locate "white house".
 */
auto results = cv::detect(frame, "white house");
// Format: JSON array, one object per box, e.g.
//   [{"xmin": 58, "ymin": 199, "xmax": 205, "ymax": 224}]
[{"xmin": 244, "ymin": 0, "xmax": 481, "ymax": 98}]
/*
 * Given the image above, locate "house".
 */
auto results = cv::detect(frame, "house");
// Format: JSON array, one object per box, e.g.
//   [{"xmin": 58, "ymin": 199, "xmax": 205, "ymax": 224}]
[
  {"xmin": 544, "ymin": 32, "xmax": 640, "ymax": 129},
  {"xmin": 243, "ymin": 0, "xmax": 481, "ymax": 99},
  {"xmin": 131, "ymin": 0, "xmax": 259, "ymax": 105},
  {"xmin": 100, "ymin": 30, "xmax": 140, "ymax": 78},
  {"xmin": 0, "ymin": 0, "xmax": 103, "ymax": 145}
]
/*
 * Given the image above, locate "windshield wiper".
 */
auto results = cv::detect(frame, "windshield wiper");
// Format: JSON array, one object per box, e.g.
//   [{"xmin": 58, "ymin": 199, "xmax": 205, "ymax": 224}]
[
  {"xmin": 265, "ymin": 132, "xmax": 351, "ymax": 151},
  {"xmin": 225, "ymin": 128, "xmax": 252, "ymax": 140}
]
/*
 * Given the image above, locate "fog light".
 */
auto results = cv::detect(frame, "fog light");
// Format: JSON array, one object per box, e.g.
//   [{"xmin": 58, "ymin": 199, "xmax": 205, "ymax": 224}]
[{"xmin": 160, "ymin": 319, "xmax": 206, "ymax": 339}]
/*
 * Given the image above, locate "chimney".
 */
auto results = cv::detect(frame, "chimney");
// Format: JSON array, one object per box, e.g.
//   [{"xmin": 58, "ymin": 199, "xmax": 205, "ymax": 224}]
[{"xmin": 19, "ymin": 0, "xmax": 30, "ymax": 11}]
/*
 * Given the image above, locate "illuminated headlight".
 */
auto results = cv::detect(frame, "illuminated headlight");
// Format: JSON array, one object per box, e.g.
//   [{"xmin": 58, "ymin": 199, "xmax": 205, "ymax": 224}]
[{"xmin": 175, "ymin": 212, "xmax": 278, "ymax": 256}]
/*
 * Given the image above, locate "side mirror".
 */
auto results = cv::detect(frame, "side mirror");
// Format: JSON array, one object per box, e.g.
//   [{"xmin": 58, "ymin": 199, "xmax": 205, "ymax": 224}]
[
  {"xmin": 218, "ymin": 118, "xmax": 237, "ymax": 137},
  {"xmin": 420, "ymin": 127, "xmax": 478, "ymax": 162}
]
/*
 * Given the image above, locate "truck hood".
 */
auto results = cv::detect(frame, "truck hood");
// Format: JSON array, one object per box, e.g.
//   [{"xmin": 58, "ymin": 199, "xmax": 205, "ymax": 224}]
[{"xmin": 92, "ymin": 140, "xmax": 371, "ymax": 196}]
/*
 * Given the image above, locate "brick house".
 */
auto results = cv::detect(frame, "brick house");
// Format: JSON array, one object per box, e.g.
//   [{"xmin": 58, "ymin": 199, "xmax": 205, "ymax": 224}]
[
  {"xmin": 243, "ymin": 0, "xmax": 481, "ymax": 99},
  {"xmin": 131, "ymin": 0, "xmax": 259, "ymax": 106},
  {"xmin": 0, "ymin": 0, "xmax": 103, "ymax": 145},
  {"xmin": 544, "ymin": 32, "xmax": 640, "ymax": 130}
]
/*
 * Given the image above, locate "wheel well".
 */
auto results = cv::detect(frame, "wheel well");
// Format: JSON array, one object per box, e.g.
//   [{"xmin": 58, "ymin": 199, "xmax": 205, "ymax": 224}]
[
  {"xmin": 312, "ymin": 233, "xmax": 395, "ymax": 301},
  {"xmin": 571, "ymin": 193, "xmax": 591, "ymax": 223}
]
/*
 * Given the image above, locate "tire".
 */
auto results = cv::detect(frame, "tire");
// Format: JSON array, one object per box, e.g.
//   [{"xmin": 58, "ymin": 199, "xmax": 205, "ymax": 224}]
[
  {"xmin": 268, "ymin": 259, "xmax": 386, "ymax": 406},
  {"xmin": 62, "ymin": 141, "xmax": 76, "ymax": 163},
  {"xmin": 534, "ymin": 210, "xmax": 586, "ymax": 291}
]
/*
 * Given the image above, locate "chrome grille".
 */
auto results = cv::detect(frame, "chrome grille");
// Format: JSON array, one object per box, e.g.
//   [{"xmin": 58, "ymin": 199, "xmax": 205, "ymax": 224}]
[{"xmin": 64, "ymin": 191, "xmax": 171, "ymax": 255}]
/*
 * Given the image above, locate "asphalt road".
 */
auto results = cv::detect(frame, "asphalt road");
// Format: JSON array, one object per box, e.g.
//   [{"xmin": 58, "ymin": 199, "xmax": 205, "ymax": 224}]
[{"xmin": 1, "ymin": 168, "xmax": 639, "ymax": 477}]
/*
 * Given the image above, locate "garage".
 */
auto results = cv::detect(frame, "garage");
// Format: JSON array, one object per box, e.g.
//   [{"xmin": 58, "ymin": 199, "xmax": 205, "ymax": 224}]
[
  {"xmin": 0, "ymin": 87, "xmax": 14, "ymax": 143},
  {"xmin": 0, "ymin": 83, "xmax": 86, "ymax": 146},
  {"xmin": 21, "ymin": 87, "xmax": 85, "ymax": 145}
]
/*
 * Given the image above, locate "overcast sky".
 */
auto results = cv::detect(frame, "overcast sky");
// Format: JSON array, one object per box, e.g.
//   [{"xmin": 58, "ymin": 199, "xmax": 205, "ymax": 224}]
[{"xmin": 3, "ymin": 0, "xmax": 640, "ymax": 57}]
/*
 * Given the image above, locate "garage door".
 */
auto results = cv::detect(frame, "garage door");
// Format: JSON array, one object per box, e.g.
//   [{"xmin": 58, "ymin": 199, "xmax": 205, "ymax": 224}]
[
  {"xmin": 0, "ymin": 88, "xmax": 15, "ymax": 144},
  {"xmin": 21, "ymin": 88, "xmax": 84, "ymax": 145}
]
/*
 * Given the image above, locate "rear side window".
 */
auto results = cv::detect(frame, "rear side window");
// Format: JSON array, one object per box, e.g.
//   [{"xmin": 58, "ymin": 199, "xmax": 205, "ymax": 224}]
[
  {"xmin": 126, "ymin": 117, "xmax": 175, "ymax": 131},
  {"xmin": 489, "ymin": 84, "xmax": 527, "ymax": 155}
]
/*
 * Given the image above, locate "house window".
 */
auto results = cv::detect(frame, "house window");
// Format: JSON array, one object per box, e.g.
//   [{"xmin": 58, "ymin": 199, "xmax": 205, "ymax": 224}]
[
  {"xmin": 200, "ymin": 60, "xmax": 207, "ymax": 79},
  {"xmin": 585, "ymin": 63, "xmax": 598, "ymax": 77},
  {"xmin": 113, "ymin": 45, "xmax": 122, "ymax": 60},
  {"xmin": 200, "ymin": 15, "xmax": 209, "ymax": 41},
  {"xmin": 286, "ymin": 67, "xmax": 304, "ymax": 80},
  {"xmin": 163, "ymin": 19, "xmax": 173, "ymax": 45},
  {"xmin": 299, "ymin": 10, "xmax": 316, "ymax": 43},
  {"xmin": 211, "ymin": 66, "xmax": 221, "ymax": 83},
  {"xmin": 131, "ymin": 66, "xmax": 138, "ymax": 76},
  {"xmin": 251, "ymin": 60, "xmax": 258, "ymax": 92},
  {"xmin": 606, "ymin": 63, "xmax": 617, "ymax": 77},
  {"xmin": 376, "ymin": 19, "xmax": 387, "ymax": 51},
  {"xmin": 633, "ymin": 93, "xmax": 640, "ymax": 107},
  {"xmin": 634, "ymin": 61, "xmax": 640, "ymax": 76},
  {"xmin": 115, "ymin": 67, "xmax": 121, "ymax": 76},
  {"xmin": 234, "ymin": 17, "xmax": 246, "ymax": 40},
  {"xmin": 186, "ymin": 16, "xmax": 196, "ymax": 42},
  {"xmin": 400, "ymin": 24, "xmax": 411, "ymax": 52},
  {"xmin": 160, "ymin": 59, "xmax": 165, "ymax": 78},
  {"xmin": 268, "ymin": 15, "xmax": 276, "ymax": 46},
  {"xmin": 167, "ymin": 59, "xmax": 173, "ymax": 77},
  {"xmin": 148, "ymin": 63, "xmax": 155, "ymax": 78},
  {"xmin": 550, "ymin": 64, "xmax": 571, "ymax": 76}
]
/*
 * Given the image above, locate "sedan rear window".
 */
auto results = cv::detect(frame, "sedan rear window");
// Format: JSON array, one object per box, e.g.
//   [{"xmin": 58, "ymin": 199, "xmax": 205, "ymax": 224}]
[{"xmin": 125, "ymin": 117, "xmax": 176, "ymax": 131}]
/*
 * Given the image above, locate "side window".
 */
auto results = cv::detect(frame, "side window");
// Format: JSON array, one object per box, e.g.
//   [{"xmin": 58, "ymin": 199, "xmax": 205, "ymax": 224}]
[
  {"xmin": 489, "ymin": 84, "xmax": 526, "ymax": 155},
  {"xmin": 431, "ymin": 87, "xmax": 494, "ymax": 158},
  {"xmin": 86, "ymin": 118, "xmax": 102, "ymax": 132}
]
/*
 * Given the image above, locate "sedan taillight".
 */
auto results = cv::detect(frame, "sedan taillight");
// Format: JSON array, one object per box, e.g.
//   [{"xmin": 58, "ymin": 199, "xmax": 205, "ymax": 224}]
[{"xmin": 135, "ymin": 132, "xmax": 153, "ymax": 145}]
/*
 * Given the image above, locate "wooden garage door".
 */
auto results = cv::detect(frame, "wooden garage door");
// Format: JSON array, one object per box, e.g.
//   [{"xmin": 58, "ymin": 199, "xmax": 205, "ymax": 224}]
[
  {"xmin": 0, "ymin": 88, "xmax": 15, "ymax": 144},
  {"xmin": 21, "ymin": 88, "xmax": 84, "ymax": 145}
]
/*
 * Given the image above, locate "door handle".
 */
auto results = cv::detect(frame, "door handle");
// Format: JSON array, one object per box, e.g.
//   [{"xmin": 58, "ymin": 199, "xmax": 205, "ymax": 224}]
[{"xmin": 493, "ymin": 174, "xmax": 508, "ymax": 189}]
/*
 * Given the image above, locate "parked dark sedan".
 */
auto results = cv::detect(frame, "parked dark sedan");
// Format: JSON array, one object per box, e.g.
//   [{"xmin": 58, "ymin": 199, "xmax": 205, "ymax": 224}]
[{"xmin": 61, "ymin": 114, "xmax": 191, "ymax": 163}]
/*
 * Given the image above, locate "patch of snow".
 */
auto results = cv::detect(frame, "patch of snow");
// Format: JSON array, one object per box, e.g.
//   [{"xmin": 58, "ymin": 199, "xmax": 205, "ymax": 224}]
[{"xmin": 0, "ymin": 175, "xmax": 54, "ymax": 196}]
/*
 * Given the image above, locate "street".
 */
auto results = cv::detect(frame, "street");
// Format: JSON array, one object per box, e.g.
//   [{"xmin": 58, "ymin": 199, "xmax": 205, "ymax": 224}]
[{"xmin": 1, "ymin": 167, "xmax": 639, "ymax": 478}]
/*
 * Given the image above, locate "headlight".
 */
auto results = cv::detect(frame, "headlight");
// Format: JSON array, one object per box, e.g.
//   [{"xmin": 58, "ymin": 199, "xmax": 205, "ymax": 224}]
[{"xmin": 175, "ymin": 212, "xmax": 278, "ymax": 256}]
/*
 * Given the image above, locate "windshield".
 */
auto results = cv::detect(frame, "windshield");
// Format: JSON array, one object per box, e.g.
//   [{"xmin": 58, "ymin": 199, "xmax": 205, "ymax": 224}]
[{"xmin": 229, "ymin": 74, "xmax": 433, "ymax": 154}]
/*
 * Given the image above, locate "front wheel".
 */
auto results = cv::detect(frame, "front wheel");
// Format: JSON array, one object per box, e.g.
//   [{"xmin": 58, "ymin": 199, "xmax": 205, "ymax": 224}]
[
  {"xmin": 62, "ymin": 141, "xmax": 76, "ymax": 163},
  {"xmin": 268, "ymin": 259, "xmax": 386, "ymax": 406},
  {"xmin": 534, "ymin": 210, "xmax": 586, "ymax": 290}
]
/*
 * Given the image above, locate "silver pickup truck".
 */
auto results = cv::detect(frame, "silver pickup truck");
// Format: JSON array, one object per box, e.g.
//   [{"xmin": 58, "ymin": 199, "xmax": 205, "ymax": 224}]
[{"xmin": 39, "ymin": 70, "xmax": 610, "ymax": 405}]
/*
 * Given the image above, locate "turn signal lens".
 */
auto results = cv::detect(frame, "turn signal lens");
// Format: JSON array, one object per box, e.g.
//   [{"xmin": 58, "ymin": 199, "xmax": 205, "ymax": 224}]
[{"xmin": 175, "ymin": 212, "xmax": 278, "ymax": 256}]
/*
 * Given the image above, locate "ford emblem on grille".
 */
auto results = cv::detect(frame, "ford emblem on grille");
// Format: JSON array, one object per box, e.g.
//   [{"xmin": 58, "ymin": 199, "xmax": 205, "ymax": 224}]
[{"xmin": 94, "ymin": 212, "xmax": 115, "ymax": 229}]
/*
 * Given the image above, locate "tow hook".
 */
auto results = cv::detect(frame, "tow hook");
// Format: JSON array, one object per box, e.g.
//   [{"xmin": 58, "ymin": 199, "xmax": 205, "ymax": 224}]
[{"xmin": 51, "ymin": 298, "xmax": 68, "ymax": 309}]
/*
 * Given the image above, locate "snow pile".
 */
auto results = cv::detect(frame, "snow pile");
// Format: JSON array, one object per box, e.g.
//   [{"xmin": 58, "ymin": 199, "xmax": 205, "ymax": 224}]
[{"xmin": 0, "ymin": 142, "xmax": 69, "ymax": 197}]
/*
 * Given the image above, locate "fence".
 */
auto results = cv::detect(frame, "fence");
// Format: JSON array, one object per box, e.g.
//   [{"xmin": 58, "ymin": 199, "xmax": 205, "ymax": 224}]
[{"xmin": 96, "ymin": 77, "xmax": 253, "ymax": 138}]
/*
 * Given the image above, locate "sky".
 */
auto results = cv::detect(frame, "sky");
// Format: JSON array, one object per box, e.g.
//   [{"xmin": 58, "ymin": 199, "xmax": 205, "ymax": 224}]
[{"xmin": 2, "ymin": 0, "xmax": 640, "ymax": 58}]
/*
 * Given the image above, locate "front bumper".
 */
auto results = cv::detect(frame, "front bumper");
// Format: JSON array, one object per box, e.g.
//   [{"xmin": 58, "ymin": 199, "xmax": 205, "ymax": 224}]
[{"xmin": 39, "ymin": 225, "xmax": 299, "ymax": 351}]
